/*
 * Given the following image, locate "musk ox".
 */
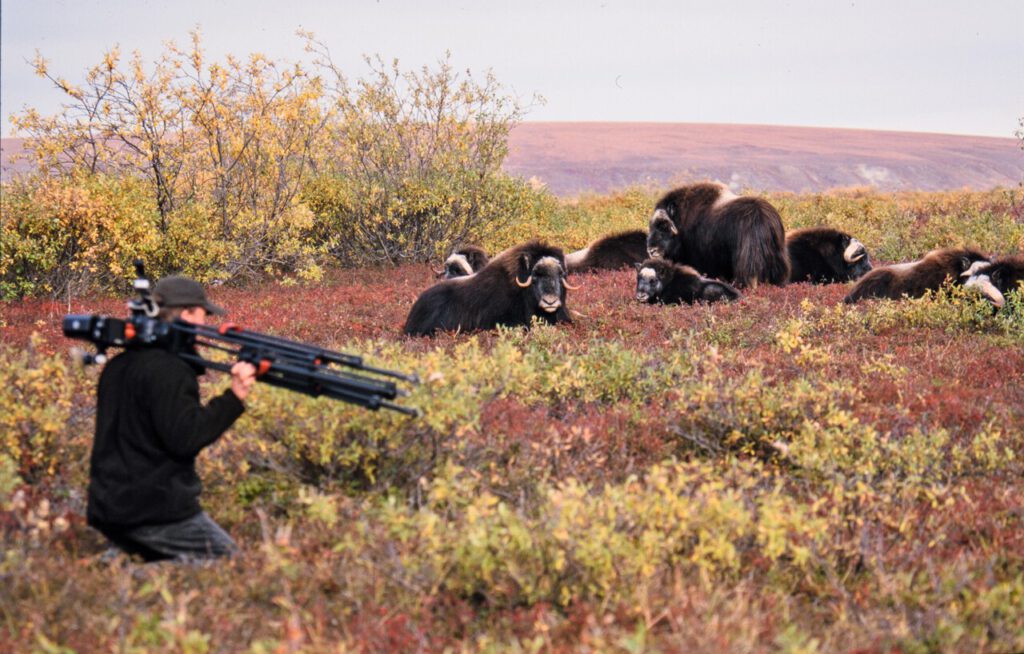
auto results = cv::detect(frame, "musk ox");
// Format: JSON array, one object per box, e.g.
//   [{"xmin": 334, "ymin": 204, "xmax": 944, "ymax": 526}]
[
  {"xmin": 963, "ymin": 254, "xmax": 1024, "ymax": 308},
  {"xmin": 646, "ymin": 182, "xmax": 789, "ymax": 288},
  {"xmin": 435, "ymin": 245, "xmax": 489, "ymax": 279},
  {"xmin": 634, "ymin": 259, "xmax": 741, "ymax": 305},
  {"xmin": 786, "ymin": 227, "xmax": 873, "ymax": 284},
  {"xmin": 565, "ymin": 230, "xmax": 649, "ymax": 273},
  {"xmin": 404, "ymin": 241, "xmax": 575, "ymax": 336},
  {"xmin": 843, "ymin": 248, "xmax": 991, "ymax": 304}
]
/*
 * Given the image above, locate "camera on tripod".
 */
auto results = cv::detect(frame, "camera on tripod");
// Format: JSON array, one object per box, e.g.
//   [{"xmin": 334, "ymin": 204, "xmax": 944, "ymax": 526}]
[{"xmin": 63, "ymin": 261, "xmax": 420, "ymax": 416}]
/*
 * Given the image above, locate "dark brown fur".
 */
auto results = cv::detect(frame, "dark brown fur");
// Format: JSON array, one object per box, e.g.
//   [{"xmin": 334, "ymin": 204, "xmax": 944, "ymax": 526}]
[
  {"xmin": 965, "ymin": 254, "xmax": 1024, "ymax": 307},
  {"xmin": 438, "ymin": 245, "xmax": 490, "ymax": 279},
  {"xmin": 786, "ymin": 227, "xmax": 872, "ymax": 284},
  {"xmin": 566, "ymin": 230, "xmax": 648, "ymax": 273},
  {"xmin": 985, "ymin": 255, "xmax": 1024, "ymax": 294},
  {"xmin": 843, "ymin": 248, "xmax": 991, "ymax": 303},
  {"xmin": 634, "ymin": 259, "xmax": 740, "ymax": 305},
  {"xmin": 646, "ymin": 183, "xmax": 789, "ymax": 287},
  {"xmin": 405, "ymin": 241, "xmax": 572, "ymax": 336}
]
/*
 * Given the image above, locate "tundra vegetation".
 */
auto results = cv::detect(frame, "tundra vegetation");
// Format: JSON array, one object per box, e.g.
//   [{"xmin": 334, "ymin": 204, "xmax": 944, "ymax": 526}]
[{"xmin": 3, "ymin": 37, "xmax": 1024, "ymax": 654}]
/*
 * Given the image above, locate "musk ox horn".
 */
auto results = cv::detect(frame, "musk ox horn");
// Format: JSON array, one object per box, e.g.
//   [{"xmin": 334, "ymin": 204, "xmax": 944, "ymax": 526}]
[
  {"xmin": 844, "ymin": 239, "xmax": 866, "ymax": 263},
  {"xmin": 964, "ymin": 274, "xmax": 1005, "ymax": 308},
  {"xmin": 515, "ymin": 275, "xmax": 533, "ymax": 288},
  {"xmin": 562, "ymin": 277, "xmax": 582, "ymax": 291},
  {"xmin": 431, "ymin": 264, "xmax": 446, "ymax": 276},
  {"xmin": 652, "ymin": 209, "xmax": 678, "ymax": 235},
  {"xmin": 960, "ymin": 259, "xmax": 991, "ymax": 279}
]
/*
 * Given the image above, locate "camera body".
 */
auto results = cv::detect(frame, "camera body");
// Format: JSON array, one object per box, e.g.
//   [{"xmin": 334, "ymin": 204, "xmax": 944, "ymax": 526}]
[{"xmin": 62, "ymin": 314, "xmax": 184, "ymax": 361}]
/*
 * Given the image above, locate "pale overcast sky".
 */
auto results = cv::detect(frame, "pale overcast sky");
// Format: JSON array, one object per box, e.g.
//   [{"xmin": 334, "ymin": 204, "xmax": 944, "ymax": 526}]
[{"xmin": 2, "ymin": 0, "xmax": 1022, "ymax": 137}]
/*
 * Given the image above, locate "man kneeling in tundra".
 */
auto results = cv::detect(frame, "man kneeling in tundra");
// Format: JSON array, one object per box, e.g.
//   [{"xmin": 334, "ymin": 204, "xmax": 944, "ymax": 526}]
[{"xmin": 87, "ymin": 275, "xmax": 257, "ymax": 562}]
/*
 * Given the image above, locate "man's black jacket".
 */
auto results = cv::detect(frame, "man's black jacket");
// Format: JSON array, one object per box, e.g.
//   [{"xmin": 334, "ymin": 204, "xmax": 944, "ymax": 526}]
[{"xmin": 87, "ymin": 346, "xmax": 245, "ymax": 530}]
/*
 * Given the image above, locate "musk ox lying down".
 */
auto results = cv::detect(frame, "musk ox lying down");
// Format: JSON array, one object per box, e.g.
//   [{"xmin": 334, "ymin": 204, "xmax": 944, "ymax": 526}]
[
  {"xmin": 566, "ymin": 230, "xmax": 648, "ymax": 273},
  {"xmin": 786, "ymin": 227, "xmax": 872, "ymax": 284},
  {"xmin": 435, "ymin": 245, "xmax": 489, "ymax": 279},
  {"xmin": 634, "ymin": 259, "xmax": 740, "ymax": 305},
  {"xmin": 963, "ymin": 254, "xmax": 1024, "ymax": 308},
  {"xmin": 646, "ymin": 182, "xmax": 789, "ymax": 288},
  {"xmin": 404, "ymin": 241, "xmax": 575, "ymax": 336},
  {"xmin": 843, "ymin": 248, "xmax": 991, "ymax": 304}
]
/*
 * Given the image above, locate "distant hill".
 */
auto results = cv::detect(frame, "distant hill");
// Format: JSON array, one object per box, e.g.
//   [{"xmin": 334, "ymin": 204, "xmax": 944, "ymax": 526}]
[
  {"xmin": 503, "ymin": 122, "xmax": 1024, "ymax": 196},
  {"xmin": 4, "ymin": 123, "xmax": 1022, "ymax": 195}
]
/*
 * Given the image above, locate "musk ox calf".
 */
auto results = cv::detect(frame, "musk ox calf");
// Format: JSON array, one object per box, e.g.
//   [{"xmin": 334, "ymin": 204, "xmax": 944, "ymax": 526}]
[
  {"xmin": 964, "ymin": 255, "xmax": 1024, "ymax": 308},
  {"xmin": 565, "ymin": 230, "xmax": 648, "ymax": 273},
  {"xmin": 843, "ymin": 248, "xmax": 991, "ymax": 304},
  {"xmin": 786, "ymin": 227, "xmax": 872, "ymax": 284},
  {"xmin": 435, "ymin": 245, "xmax": 489, "ymax": 279},
  {"xmin": 646, "ymin": 182, "xmax": 789, "ymax": 288},
  {"xmin": 634, "ymin": 259, "xmax": 740, "ymax": 305},
  {"xmin": 404, "ymin": 241, "xmax": 574, "ymax": 336}
]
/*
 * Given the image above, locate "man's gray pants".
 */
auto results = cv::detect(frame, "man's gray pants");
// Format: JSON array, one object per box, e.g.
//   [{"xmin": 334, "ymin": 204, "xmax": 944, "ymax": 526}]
[{"xmin": 102, "ymin": 511, "xmax": 238, "ymax": 562}]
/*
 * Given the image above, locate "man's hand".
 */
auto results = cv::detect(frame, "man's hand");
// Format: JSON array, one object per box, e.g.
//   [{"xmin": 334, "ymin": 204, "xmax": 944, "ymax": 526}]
[{"xmin": 230, "ymin": 361, "xmax": 258, "ymax": 401}]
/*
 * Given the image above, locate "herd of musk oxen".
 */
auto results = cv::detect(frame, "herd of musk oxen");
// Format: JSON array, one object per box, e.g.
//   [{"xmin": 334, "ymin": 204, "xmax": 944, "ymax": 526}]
[{"xmin": 402, "ymin": 182, "xmax": 1024, "ymax": 336}]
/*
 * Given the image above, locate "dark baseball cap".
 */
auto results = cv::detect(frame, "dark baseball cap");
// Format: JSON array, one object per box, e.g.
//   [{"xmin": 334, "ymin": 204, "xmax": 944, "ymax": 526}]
[{"xmin": 153, "ymin": 275, "xmax": 227, "ymax": 316}]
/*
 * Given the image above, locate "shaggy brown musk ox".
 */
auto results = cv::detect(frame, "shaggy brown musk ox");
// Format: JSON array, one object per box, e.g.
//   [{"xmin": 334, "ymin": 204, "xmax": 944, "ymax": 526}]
[
  {"xmin": 435, "ymin": 245, "xmax": 490, "ymax": 279},
  {"xmin": 843, "ymin": 248, "xmax": 991, "ymax": 303},
  {"xmin": 634, "ymin": 259, "xmax": 740, "ymax": 305},
  {"xmin": 646, "ymin": 182, "xmax": 789, "ymax": 287},
  {"xmin": 786, "ymin": 227, "xmax": 872, "ymax": 284},
  {"xmin": 404, "ymin": 241, "xmax": 575, "ymax": 336},
  {"xmin": 565, "ymin": 230, "xmax": 648, "ymax": 273}
]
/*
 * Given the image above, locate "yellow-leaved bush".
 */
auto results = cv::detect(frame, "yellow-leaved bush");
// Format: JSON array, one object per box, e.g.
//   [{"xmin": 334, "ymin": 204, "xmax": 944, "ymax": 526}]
[
  {"xmin": 0, "ymin": 174, "xmax": 161, "ymax": 299},
  {"xmin": 355, "ymin": 459, "xmax": 825, "ymax": 608},
  {"xmin": 0, "ymin": 338, "xmax": 87, "ymax": 482}
]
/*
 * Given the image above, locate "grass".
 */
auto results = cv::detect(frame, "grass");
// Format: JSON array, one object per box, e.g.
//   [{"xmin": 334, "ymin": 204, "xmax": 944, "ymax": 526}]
[{"xmin": 2, "ymin": 187, "xmax": 1024, "ymax": 653}]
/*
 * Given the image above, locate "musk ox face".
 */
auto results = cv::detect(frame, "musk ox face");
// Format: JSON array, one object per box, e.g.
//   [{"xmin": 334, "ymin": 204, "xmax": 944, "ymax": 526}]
[
  {"xmin": 634, "ymin": 265, "xmax": 664, "ymax": 303},
  {"xmin": 964, "ymin": 267, "xmax": 1005, "ymax": 307},
  {"xmin": 440, "ymin": 253, "xmax": 475, "ymax": 279},
  {"xmin": 517, "ymin": 254, "xmax": 572, "ymax": 313},
  {"xmin": 436, "ymin": 246, "xmax": 489, "ymax": 279},
  {"xmin": 646, "ymin": 209, "xmax": 677, "ymax": 259},
  {"xmin": 842, "ymin": 237, "xmax": 873, "ymax": 280},
  {"xmin": 964, "ymin": 256, "xmax": 1024, "ymax": 308}
]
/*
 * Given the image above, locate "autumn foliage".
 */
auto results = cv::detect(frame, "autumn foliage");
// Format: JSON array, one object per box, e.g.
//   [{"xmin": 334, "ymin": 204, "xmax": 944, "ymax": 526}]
[
  {"xmin": 3, "ymin": 183, "xmax": 1024, "ymax": 652},
  {"xmin": 4, "ymin": 31, "xmax": 540, "ymax": 297},
  {"xmin": 4, "ymin": 33, "xmax": 1024, "ymax": 654}
]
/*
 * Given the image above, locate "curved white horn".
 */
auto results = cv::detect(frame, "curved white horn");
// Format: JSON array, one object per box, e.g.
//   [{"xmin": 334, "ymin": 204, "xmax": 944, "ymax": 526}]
[
  {"xmin": 844, "ymin": 239, "xmax": 866, "ymax": 263},
  {"xmin": 432, "ymin": 264, "xmax": 446, "ymax": 276},
  {"xmin": 562, "ymin": 277, "xmax": 582, "ymax": 291},
  {"xmin": 515, "ymin": 275, "xmax": 533, "ymax": 288},
  {"xmin": 960, "ymin": 259, "xmax": 991, "ymax": 278}
]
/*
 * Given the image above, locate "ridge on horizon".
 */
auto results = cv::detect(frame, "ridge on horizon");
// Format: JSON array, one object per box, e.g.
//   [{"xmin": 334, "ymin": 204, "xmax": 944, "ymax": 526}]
[
  {"xmin": 511, "ymin": 120, "xmax": 1017, "ymax": 140},
  {"xmin": 3, "ymin": 123, "xmax": 1022, "ymax": 195}
]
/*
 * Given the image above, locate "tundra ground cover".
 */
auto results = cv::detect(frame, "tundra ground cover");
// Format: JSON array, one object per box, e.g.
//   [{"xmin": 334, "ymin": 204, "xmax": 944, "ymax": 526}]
[{"xmin": 2, "ymin": 188, "xmax": 1024, "ymax": 653}]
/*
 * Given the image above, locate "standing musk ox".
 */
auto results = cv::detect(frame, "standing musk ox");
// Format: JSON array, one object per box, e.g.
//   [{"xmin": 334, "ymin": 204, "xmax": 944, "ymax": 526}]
[
  {"xmin": 404, "ymin": 241, "xmax": 576, "ymax": 336},
  {"xmin": 786, "ymin": 227, "xmax": 872, "ymax": 284},
  {"xmin": 963, "ymin": 255, "xmax": 1024, "ymax": 308},
  {"xmin": 646, "ymin": 182, "xmax": 789, "ymax": 287},
  {"xmin": 843, "ymin": 248, "xmax": 991, "ymax": 304},
  {"xmin": 565, "ymin": 230, "xmax": 649, "ymax": 273},
  {"xmin": 634, "ymin": 259, "xmax": 740, "ymax": 305},
  {"xmin": 434, "ymin": 245, "xmax": 490, "ymax": 279}
]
